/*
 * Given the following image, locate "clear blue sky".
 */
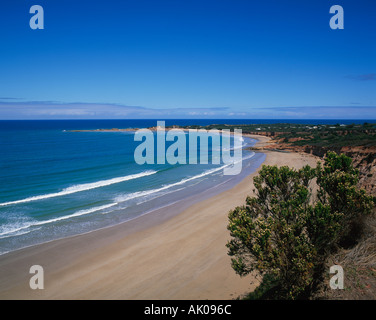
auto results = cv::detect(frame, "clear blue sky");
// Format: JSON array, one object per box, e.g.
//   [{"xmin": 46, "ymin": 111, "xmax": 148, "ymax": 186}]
[{"xmin": 0, "ymin": 0, "xmax": 375, "ymax": 119}]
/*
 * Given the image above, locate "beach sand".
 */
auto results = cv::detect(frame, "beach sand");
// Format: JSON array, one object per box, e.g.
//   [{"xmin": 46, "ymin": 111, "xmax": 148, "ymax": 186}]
[{"xmin": 0, "ymin": 135, "xmax": 319, "ymax": 300}]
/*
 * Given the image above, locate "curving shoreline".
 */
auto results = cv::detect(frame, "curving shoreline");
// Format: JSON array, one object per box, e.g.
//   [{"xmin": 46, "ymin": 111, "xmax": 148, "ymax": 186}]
[{"xmin": 0, "ymin": 134, "xmax": 319, "ymax": 299}]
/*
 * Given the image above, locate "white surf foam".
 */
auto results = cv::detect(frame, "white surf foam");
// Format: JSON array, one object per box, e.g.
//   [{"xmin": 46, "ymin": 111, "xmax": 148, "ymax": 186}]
[
  {"xmin": 0, "ymin": 170, "xmax": 157, "ymax": 207},
  {"xmin": 0, "ymin": 203, "xmax": 119, "ymax": 237},
  {"xmin": 115, "ymin": 153, "xmax": 255, "ymax": 204},
  {"xmin": 115, "ymin": 161, "xmax": 238, "ymax": 204}
]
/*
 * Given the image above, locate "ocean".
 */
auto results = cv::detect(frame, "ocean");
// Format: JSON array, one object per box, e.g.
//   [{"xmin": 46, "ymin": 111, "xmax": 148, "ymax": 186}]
[
  {"xmin": 0, "ymin": 119, "xmax": 370, "ymax": 255},
  {"xmin": 0, "ymin": 119, "xmax": 259, "ymax": 255}
]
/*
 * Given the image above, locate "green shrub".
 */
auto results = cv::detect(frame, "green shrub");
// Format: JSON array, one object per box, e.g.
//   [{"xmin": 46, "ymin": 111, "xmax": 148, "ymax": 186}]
[
  {"xmin": 227, "ymin": 152, "xmax": 374, "ymax": 299},
  {"xmin": 316, "ymin": 152, "xmax": 374, "ymax": 247}
]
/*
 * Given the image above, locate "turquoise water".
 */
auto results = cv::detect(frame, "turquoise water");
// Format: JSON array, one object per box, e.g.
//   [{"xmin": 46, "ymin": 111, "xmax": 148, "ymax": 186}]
[{"xmin": 0, "ymin": 120, "xmax": 265, "ymax": 254}]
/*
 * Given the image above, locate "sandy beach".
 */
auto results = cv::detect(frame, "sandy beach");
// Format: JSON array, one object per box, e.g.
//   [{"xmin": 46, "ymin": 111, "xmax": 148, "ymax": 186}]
[{"xmin": 0, "ymin": 135, "xmax": 319, "ymax": 300}]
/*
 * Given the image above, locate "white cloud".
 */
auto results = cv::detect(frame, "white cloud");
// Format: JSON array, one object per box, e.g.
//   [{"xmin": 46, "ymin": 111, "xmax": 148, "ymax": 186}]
[
  {"xmin": 0, "ymin": 101, "xmax": 229, "ymax": 119},
  {"xmin": 1, "ymin": 101, "xmax": 376, "ymax": 119}
]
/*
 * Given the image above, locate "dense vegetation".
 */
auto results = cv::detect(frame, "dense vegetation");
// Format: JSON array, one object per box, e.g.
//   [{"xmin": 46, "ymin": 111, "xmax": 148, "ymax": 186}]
[
  {"xmin": 226, "ymin": 152, "xmax": 374, "ymax": 299},
  {"xmin": 178, "ymin": 122, "xmax": 376, "ymax": 148}
]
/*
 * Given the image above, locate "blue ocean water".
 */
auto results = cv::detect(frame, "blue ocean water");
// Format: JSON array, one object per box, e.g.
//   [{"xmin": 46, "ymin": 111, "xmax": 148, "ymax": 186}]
[
  {"xmin": 0, "ymin": 119, "xmax": 370, "ymax": 254},
  {"xmin": 0, "ymin": 120, "xmax": 257, "ymax": 254}
]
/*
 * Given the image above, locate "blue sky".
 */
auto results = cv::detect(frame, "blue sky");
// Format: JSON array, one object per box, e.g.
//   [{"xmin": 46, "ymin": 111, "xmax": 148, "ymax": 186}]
[{"xmin": 0, "ymin": 0, "xmax": 375, "ymax": 119}]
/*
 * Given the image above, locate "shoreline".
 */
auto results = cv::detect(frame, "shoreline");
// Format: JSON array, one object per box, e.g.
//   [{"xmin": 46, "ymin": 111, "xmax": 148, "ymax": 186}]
[
  {"xmin": 0, "ymin": 134, "xmax": 319, "ymax": 299},
  {"xmin": 0, "ymin": 134, "xmax": 262, "ymax": 256}
]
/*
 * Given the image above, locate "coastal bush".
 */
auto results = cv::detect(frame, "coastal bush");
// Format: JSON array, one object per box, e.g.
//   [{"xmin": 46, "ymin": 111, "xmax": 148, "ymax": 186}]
[
  {"xmin": 316, "ymin": 152, "xmax": 374, "ymax": 248},
  {"xmin": 226, "ymin": 152, "xmax": 374, "ymax": 299}
]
